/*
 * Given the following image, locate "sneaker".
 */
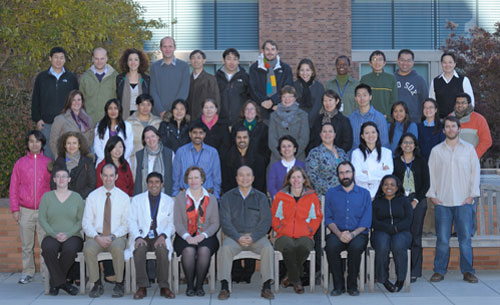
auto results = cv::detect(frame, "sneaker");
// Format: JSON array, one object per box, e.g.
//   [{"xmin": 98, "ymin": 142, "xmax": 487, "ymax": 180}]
[
  {"xmin": 18, "ymin": 275, "xmax": 33, "ymax": 284},
  {"xmin": 89, "ymin": 281, "xmax": 104, "ymax": 298},
  {"xmin": 112, "ymin": 282, "xmax": 125, "ymax": 298}
]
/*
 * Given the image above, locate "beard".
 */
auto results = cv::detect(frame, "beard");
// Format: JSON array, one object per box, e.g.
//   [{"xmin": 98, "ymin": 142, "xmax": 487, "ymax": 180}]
[{"xmin": 340, "ymin": 177, "xmax": 354, "ymax": 187}]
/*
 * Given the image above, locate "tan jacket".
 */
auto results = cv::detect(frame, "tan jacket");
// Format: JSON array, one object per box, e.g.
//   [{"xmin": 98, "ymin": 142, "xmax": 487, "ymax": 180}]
[
  {"xmin": 174, "ymin": 189, "xmax": 220, "ymax": 238},
  {"xmin": 50, "ymin": 110, "xmax": 94, "ymax": 159},
  {"xmin": 126, "ymin": 112, "xmax": 162, "ymax": 175}
]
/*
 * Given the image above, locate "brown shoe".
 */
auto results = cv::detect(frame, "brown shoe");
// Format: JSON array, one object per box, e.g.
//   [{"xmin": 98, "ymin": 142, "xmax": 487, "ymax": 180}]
[
  {"xmin": 160, "ymin": 287, "xmax": 175, "ymax": 299},
  {"xmin": 217, "ymin": 289, "xmax": 230, "ymax": 300},
  {"xmin": 293, "ymin": 283, "xmax": 305, "ymax": 294},
  {"xmin": 281, "ymin": 277, "xmax": 293, "ymax": 288},
  {"xmin": 430, "ymin": 273, "xmax": 444, "ymax": 282},
  {"xmin": 261, "ymin": 288, "xmax": 275, "ymax": 300},
  {"xmin": 463, "ymin": 272, "xmax": 478, "ymax": 283},
  {"xmin": 133, "ymin": 287, "xmax": 147, "ymax": 299}
]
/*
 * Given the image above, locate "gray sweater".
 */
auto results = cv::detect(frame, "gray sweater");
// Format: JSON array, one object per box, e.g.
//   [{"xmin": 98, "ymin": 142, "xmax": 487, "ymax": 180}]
[
  {"xmin": 150, "ymin": 58, "xmax": 190, "ymax": 115},
  {"xmin": 268, "ymin": 107, "xmax": 309, "ymax": 163},
  {"xmin": 394, "ymin": 69, "xmax": 429, "ymax": 122}
]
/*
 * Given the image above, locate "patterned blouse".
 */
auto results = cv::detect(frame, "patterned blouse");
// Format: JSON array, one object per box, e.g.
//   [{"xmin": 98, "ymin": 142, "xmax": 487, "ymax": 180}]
[{"xmin": 306, "ymin": 144, "xmax": 348, "ymax": 197}]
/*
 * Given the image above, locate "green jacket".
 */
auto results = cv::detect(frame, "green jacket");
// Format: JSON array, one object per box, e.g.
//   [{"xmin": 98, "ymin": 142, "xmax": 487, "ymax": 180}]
[
  {"xmin": 324, "ymin": 76, "xmax": 360, "ymax": 116},
  {"xmin": 360, "ymin": 71, "xmax": 398, "ymax": 119}
]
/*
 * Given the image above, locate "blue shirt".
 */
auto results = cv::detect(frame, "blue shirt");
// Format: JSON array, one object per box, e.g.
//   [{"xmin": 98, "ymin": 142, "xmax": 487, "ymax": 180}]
[
  {"xmin": 49, "ymin": 66, "xmax": 65, "ymax": 80},
  {"xmin": 324, "ymin": 184, "xmax": 372, "ymax": 234},
  {"xmin": 349, "ymin": 106, "xmax": 389, "ymax": 150},
  {"xmin": 387, "ymin": 121, "xmax": 418, "ymax": 154},
  {"xmin": 172, "ymin": 142, "xmax": 221, "ymax": 198}
]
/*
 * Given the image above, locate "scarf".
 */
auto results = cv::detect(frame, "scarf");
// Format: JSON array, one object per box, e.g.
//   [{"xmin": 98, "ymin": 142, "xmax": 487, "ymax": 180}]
[
  {"xmin": 141, "ymin": 144, "xmax": 165, "ymax": 192},
  {"xmin": 297, "ymin": 77, "xmax": 314, "ymax": 109},
  {"xmin": 121, "ymin": 75, "xmax": 143, "ymax": 120},
  {"xmin": 319, "ymin": 107, "xmax": 339, "ymax": 125},
  {"xmin": 452, "ymin": 104, "xmax": 474, "ymax": 120},
  {"xmin": 201, "ymin": 114, "xmax": 219, "ymax": 130},
  {"xmin": 243, "ymin": 119, "xmax": 257, "ymax": 131},
  {"xmin": 265, "ymin": 58, "xmax": 278, "ymax": 96},
  {"xmin": 276, "ymin": 102, "xmax": 300, "ymax": 129},
  {"xmin": 65, "ymin": 151, "xmax": 80, "ymax": 172},
  {"xmin": 69, "ymin": 109, "xmax": 91, "ymax": 133},
  {"xmin": 186, "ymin": 194, "xmax": 210, "ymax": 236}
]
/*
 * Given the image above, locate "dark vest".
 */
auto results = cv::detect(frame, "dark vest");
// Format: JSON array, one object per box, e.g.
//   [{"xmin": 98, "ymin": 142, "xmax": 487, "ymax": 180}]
[{"xmin": 433, "ymin": 74, "xmax": 464, "ymax": 118}]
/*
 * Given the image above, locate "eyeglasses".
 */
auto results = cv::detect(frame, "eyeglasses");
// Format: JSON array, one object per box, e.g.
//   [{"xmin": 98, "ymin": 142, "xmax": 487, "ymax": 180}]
[
  {"xmin": 55, "ymin": 175, "xmax": 69, "ymax": 179},
  {"xmin": 402, "ymin": 141, "xmax": 415, "ymax": 145}
]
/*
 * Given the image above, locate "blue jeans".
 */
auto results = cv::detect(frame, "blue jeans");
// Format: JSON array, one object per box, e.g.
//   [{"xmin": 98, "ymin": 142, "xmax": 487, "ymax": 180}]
[
  {"xmin": 434, "ymin": 204, "xmax": 474, "ymax": 275},
  {"xmin": 371, "ymin": 230, "xmax": 411, "ymax": 283}
]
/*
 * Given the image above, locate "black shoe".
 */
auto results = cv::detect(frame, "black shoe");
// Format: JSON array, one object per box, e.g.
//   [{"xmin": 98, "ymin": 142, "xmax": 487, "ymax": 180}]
[
  {"xmin": 330, "ymin": 288, "xmax": 345, "ymax": 296},
  {"xmin": 112, "ymin": 282, "xmax": 124, "ymax": 298},
  {"xmin": 195, "ymin": 287, "xmax": 205, "ymax": 297},
  {"xmin": 49, "ymin": 286, "xmax": 59, "ymax": 296},
  {"xmin": 395, "ymin": 280, "xmax": 404, "ymax": 292},
  {"xmin": 410, "ymin": 276, "xmax": 417, "ymax": 283},
  {"xmin": 186, "ymin": 288, "xmax": 196, "ymax": 297},
  {"xmin": 60, "ymin": 283, "xmax": 78, "ymax": 296},
  {"xmin": 347, "ymin": 288, "xmax": 360, "ymax": 296},
  {"xmin": 89, "ymin": 281, "xmax": 104, "ymax": 298},
  {"xmin": 383, "ymin": 280, "xmax": 396, "ymax": 293}
]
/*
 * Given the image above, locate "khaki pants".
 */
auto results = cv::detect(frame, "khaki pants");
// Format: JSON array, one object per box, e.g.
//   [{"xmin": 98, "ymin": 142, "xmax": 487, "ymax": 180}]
[
  {"xmin": 422, "ymin": 198, "xmax": 436, "ymax": 234},
  {"xmin": 83, "ymin": 236, "xmax": 127, "ymax": 283},
  {"xmin": 218, "ymin": 236, "xmax": 274, "ymax": 284},
  {"xmin": 19, "ymin": 207, "xmax": 46, "ymax": 277},
  {"xmin": 133, "ymin": 237, "xmax": 170, "ymax": 288}
]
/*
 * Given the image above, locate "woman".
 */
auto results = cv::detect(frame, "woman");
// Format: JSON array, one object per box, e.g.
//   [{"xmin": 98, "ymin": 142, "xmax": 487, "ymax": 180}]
[
  {"xmin": 351, "ymin": 122, "xmax": 393, "ymax": 199},
  {"xmin": 388, "ymin": 101, "xmax": 418, "ymax": 155},
  {"xmin": 116, "ymin": 48, "xmax": 150, "ymax": 119},
  {"xmin": 269, "ymin": 85, "xmax": 309, "ymax": 163},
  {"xmin": 429, "ymin": 52, "xmax": 474, "ymax": 118},
  {"xmin": 393, "ymin": 133, "xmax": 430, "ymax": 283},
  {"xmin": 174, "ymin": 166, "xmax": 219, "ymax": 297},
  {"xmin": 371, "ymin": 175, "xmax": 412, "ymax": 293},
  {"xmin": 96, "ymin": 136, "xmax": 134, "ymax": 196},
  {"xmin": 306, "ymin": 123, "xmax": 348, "ymax": 197},
  {"xmin": 159, "ymin": 99, "xmax": 191, "ymax": 152},
  {"xmin": 134, "ymin": 126, "xmax": 174, "ymax": 196},
  {"xmin": 53, "ymin": 131, "xmax": 96, "ymax": 199},
  {"xmin": 50, "ymin": 90, "xmax": 94, "ymax": 159},
  {"xmin": 293, "ymin": 58, "xmax": 324, "ymax": 125},
  {"xmin": 126, "ymin": 94, "xmax": 162, "ymax": 172},
  {"xmin": 417, "ymin": 98, "xmax": 445, "ymax": 161},
  {"xmin": 94, "ymin": 99, "xmax": 134, "ymax": 166},
  {"xmin": 267, "ymin": 135, "xmax": 305, "ymax": 199},
  {"xmin": 271, "ymin": 167, "xmax": 322, "ymax": 294},
  {"xmin": 39, "ymin": 167, "xmax": 84, "ymax": 296},
  {"xmin": 9, "ymin": 130, "xmax": 51, "ymax": 284},
  {"xmin": 308, "ymin": 90, "xmax": 353, "ymax": 153}
]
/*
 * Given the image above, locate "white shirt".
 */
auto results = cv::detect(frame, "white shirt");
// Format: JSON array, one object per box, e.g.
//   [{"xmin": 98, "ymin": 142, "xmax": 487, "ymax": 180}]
[
  {"xmin": 93, "ymin": 120, "xmax": 134, "ymax": 167},
  {"xmin": 351, "ymin": 147, "xmax": 394, "ymax": 198},
  {"xmin": 182, "ymin": 187, "xmax": 210, "ymax": 240},
  {"xmin": 429, "ymin": 70, "xmax": 475, "ymax": 106},
  {"xmin": 281, "ymin": 159, "xmax": 296, "ymax": 173}
]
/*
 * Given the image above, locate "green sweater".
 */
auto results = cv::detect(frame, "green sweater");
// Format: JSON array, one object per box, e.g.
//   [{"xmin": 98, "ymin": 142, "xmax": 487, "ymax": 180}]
[
  {"xmin": 38, "ymin": 191, "xmax": 84, "ymax": 239},
  {"xmin": 360, "ymin": 71, "xmax": 398, "ymax": 119},
  {"xmin": 324, "ymin": 76, "xmax": 360, "ymax": 116}
]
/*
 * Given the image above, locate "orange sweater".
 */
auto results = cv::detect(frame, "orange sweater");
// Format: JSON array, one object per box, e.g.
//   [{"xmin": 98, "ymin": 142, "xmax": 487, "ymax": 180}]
[{"xmin": 458, "ymin": 111, "xmax": 492, "ymax": 158}]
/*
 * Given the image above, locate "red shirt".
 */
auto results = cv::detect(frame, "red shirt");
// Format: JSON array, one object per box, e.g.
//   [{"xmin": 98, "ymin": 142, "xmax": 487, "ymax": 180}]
[{"xmin": 96, "ymin": 160, "xmax": 134, "ymax": 196}]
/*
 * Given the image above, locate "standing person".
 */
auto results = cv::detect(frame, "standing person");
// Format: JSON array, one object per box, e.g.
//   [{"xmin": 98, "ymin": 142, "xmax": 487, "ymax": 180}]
[
  {"xmin": 186, "ymin": 50, "xmax": 221, "ymax": 121},
  {"xmin": 393, "ymin": 133, "xmax": 430, "ymax": 283},
  {"xmin": 417, "ymin": 98, "xmax": 445, "ymax": 161},
  {"xmin": 116, "ymin": 48, "xmax": 150, "ymax": 120},
  {"xmin": 387, "ymin": 101, "xmax": 418, "ymax": 155},
  {"xmin": 39, "ymin": 167, "xmax": 84, "ymax": 296},
  {"xmin": 128, "ymin": 172, "xmax": 175, "ymax": 300},
  {"xmin": 32, "ymin": 46, "xmax": 79, "ymax": 159},
  {"xmin": 271, "ymin": 167, "xmax": 322, "ymax": 294},
  {"xmin": 150, "ymin": 36, "xmax": 190, "ymax": 117},
  {"xmin": 9, "ymin": 130, "xmax": 51, "ymax": 284},
  {"xmin": 427, "ymin": 116, "xmax": 480, "ymax": 284},
  {"xmin": 351, "ymin": 122, "xmax": 393, "ymax": 198},
  {"xmin": 325, "ymin": 55, "xmax": 360, "ymax": 116},
  {"xmin": 159, "ymin": 99, "xmax": 191, "ymax": 152},
  {"xmin": 360, "ymin": 50, "xmax": 398, "ymax": 119},
  {"xmin": 215, "ymin": 48, "xmax": 250, "ymax": 126},
  {"xmin": 324, "ymin": 161, "xmax": 371, "ymax": 296},
  {"xmin": 174, "ymin": 166, "xmax": 220, "ymax": 297},
  {"xmin": 429, "ymin": 52, "xmax": 475, "ymax": 118},
  {"xmin": 249, "ymin": 40, "xmax": 293, "ymax": 121},
  {"xmin": 293, "ymin": 58, "xmax": 324, "ymax": 125},
  {"xmin": 50, "ymin": 90, "xmax": 94, "ymax": 159},
  {"xmin": 82, "ymin": 164, "xmax": 130, "ymax": 298},
  {"xmin": 80, "ymin": 47, "xmax": 118, "ymax": 126},
  {"xmin": 394, "ymin": 49, "xmax": 429, "ymax": 122}
]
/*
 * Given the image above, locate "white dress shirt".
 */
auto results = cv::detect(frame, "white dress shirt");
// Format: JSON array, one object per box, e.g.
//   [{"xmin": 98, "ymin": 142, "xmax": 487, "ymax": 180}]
[{"xmin": 429, "ymin": 70, "xmax": 475, "ymax": 106}]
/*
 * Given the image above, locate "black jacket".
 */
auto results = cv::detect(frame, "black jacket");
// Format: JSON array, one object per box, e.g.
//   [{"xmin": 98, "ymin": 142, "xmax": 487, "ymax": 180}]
[
  {"xmin": 222, "ymin": 145, "xmax": 267, "ymax": 193},
  {"xmin": 231, "ymin": 121, "xmax": 271, "ymax": 166},
  {"xmin": 133, "ymin": 146, "xmax": 174, "ymax": 196},
  {"xmin": 372, "ymin": 196, "xmax": 413, "ymax": 235},
  {"xmin": 116, "ymin": 73, "xmax": 150, "ymax": 102},
  {"xmin": 51, "ymin": 155, "xmax": 96, "ymax": 199},
  {"xmin": 194, "ymin": 118, "xmax": 231, "ymax": 161},
  {"xmin": 32, "ymin": 68, "xmax": 79, "ymax": 123},
  {"xmin": 159, "ymin": 120, "xmax": 190, "ymax": 153},
  {"xmin": 215, "ymin": 67, "xmax": 249, "ymax": 126},
  {"xmin": 308, "ymin": 112, "xmax": 353, "ymax": 154},
  {"xmin": 392, "ymin": 155, "xmax": 430, "ymax": 204}
]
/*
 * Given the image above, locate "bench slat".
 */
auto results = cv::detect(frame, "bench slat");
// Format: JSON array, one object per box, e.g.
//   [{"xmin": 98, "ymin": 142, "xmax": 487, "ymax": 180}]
[
  {"xmin": 487, "ymin": 191, "xmax": 495, "ymax": 235},
  {"xmin": 479, "ymin": 190, "xmax": 487, "ymax": 235}
]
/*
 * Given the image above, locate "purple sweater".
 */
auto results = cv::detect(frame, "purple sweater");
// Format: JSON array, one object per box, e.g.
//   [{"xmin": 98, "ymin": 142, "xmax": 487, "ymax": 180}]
[{"xmin": 267, "ymin": 160, "xmax": 306, "ymax": 198}]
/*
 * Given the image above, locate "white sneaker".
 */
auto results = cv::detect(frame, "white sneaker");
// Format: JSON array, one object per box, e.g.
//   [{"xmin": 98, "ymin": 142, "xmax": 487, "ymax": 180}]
[{"xmin": 18, "ymin": 275, "xmax": 33, "ymax": 284}]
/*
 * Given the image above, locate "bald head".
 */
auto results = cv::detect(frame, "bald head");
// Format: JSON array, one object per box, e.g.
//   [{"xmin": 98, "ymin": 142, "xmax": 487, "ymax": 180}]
[{"xmin": 92, "ymin": 47, "xmax": 108, "ymax": 72}]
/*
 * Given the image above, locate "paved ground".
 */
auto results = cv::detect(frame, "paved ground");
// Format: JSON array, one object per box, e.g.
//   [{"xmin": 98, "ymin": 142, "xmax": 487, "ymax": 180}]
[{"xmin": 1, "ymin": 270, "xmax": 500, "ymax": 305}]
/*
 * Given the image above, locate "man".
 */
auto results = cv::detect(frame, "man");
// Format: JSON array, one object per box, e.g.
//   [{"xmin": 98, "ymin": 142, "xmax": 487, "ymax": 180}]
[
  {"xmin": 128, "ymin": 172, "xmax": 175, "ymax": 299},
  {"xmin": 216, "ymin": 48, "xmax": 250, "ymax": 126},
  {"xmin": 360, "ymin": 50, "xmax": 398, "ymax": 119},
  {"xmin": 217, "ymin": 166, "xmax": 274, "ymax": 300},
  {"xmin": 80, "ymin": 47, "xmax": 118, "ymax": 126},
  {"xmin": 32, "ymin": 46, "xmax": 79, "ymax": 158},
  {"xmin": 451, "ymin": 92, "xmax": 492, "ymax": 159},
  {"xmin": 222, "ymin": 127, "xmax": 266, "ymax": 193},
  {"xmin": 82, "ymin": 164, "xmax": 130, "ymax": 298},
  {"xmin": 324, "ymin": 161, "xmax": 372, "ymax": 296},
  {"xmin": 249, "ymin": 40, "xmax": 293, "ymax": 121},
  {"xmin": 349, "ymin": 83, "xmax": 389, "ymax": 149},
  {"xmin": 172, "ymin": 121, "xmax": 221, "ymax": 198},
  {"xmin": 324, "ymin": 55, "xmax": 360, "ymax": 116},
  {"xmin": 150, "ymin": 36, "xmax": 190, "ymax": 117},
  {"xmin": 427, "ymin": 116, "xmax": 480, "ymax": 283},
  {"xmin": 394, "ymin": 49, "xmax": 428, "ymax": 122}
]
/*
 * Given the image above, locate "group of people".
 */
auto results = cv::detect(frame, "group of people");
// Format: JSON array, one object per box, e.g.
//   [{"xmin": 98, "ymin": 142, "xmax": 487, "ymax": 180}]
[{"xmin": 9, "ymin": 36, "xmax": 492, "ymax": 299}]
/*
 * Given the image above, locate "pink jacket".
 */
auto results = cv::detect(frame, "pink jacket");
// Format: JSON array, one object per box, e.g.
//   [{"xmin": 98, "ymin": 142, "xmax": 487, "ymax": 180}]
[{"xmin": 9, "ymin": 152, "xmax": 51, "ymax": 212}]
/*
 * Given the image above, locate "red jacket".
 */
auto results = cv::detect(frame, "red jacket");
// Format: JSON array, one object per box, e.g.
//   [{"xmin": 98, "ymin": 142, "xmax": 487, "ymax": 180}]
[
  {"xmin": 9, "ymin": 152, "xmax": 51, "ymax": 212},
  {"xmin": 271, "ymin": 188, "xmax": 322, "ymax": 239},
  {"xmin": 96, "ymin": 160, "xmax": 134, "ymax": 196}
]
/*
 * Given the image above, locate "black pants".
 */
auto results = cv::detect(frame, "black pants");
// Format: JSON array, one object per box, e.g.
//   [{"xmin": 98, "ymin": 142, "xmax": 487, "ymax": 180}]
[
  {"xmin": 410, "ymin": 200, "xmax": 427, "ymax": 277},
  {"xmin": 325, "ymin": 233, "xmax": 367, "ymax": 290},
  {"xmin": 41, "ymin": 236, "xmax": 83, "ymax": 287}
]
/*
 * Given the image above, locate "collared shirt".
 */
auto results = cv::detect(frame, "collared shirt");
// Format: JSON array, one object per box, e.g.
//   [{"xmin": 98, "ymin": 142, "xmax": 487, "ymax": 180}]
[
  {"xmin": 82, "ymin": 186, "xmax": 130, "ymax": 238},
  {"xmin": 426, "ymin": 139, "xmax": 480, "ymax": 206},
  {"xmin": 160, "ymin": 57, "xmax": 177, "ymax": 66},
  {"xmin": 324, "ymin": 184, "xmax": 372, "ymax": 233},
  {"xmin": 429, "ymin": 70, "xmax": 475, "ymax": 106},
  {"xmin": 423, "ymin": 120, "xmax": 435, "ymax": 127},
  {"xmin": 172, "ymin": 142, "xmax": 221, "ymax": 198},
  {"xmin": 349, "ymin": 106, "xmax": 389, "ymax": 149},
  {"xmin": 182, "ymin": 187, "xmax": 211, "ymax": 240},
  {"xmin": 49, "ymin": 66, "xmax": 65, "ymax": 80},
  {"xmin": 238, "ymin": 187, "xmax": 252, "ymax": 200},
  {"xmin": 91, "ymin": 65, "xmax": 108, "ymax": 75},
  {"xmin": 351, "ymin": 147, "xmax": 394, "ymax": 198}
]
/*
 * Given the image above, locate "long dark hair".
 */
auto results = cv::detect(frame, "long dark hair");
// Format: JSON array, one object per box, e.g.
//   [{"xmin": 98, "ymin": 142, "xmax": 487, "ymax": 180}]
[
  {"xmin": 359, "ymin": 121, "xmax": 382, "ymax": 162},
  {"xmin": 421, "ymin": 98, "xmax": 442, "ymax": 134},
  {"xmin": 104, "ymin": 136, "xmax": 128, "ymax": 173},
  {"xmin": 375, "ymin": 175, "xmax": 405, "ymax": 199},
  {"xmin": 97, "ymin": 99, "xmax": 127, "ymax": 140},
  {"xmin": 389, "ymin": 101, "xmax": 411, "ymax": 144},
  {"xmin": 394, "ymin": 132, "xmax": 421, "ymax": 158}
]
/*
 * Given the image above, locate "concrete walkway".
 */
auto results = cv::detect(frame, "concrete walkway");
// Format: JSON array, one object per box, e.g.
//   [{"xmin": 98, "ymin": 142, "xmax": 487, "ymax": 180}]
[{"xmin": 1, "ymin": 270, "xmax": 500, "ymax": 305}]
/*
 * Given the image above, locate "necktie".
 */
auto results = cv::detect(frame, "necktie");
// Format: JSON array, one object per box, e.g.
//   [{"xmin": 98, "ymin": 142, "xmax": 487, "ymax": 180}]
[{"xmin": 103, "ymin": 192, "xmax": 111, "ymax": 236}]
